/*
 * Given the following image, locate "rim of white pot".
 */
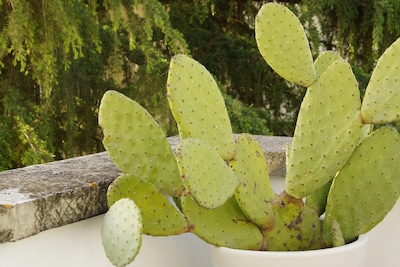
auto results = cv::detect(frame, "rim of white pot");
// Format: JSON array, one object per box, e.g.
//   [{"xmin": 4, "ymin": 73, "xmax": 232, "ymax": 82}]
[{"xmin": 211, "ymin": 234, "xmax": 368, "ymax": 258}]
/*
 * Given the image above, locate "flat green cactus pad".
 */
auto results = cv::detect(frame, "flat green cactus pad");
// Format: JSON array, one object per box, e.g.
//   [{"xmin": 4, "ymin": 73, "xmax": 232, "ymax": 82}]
[
  {"xmin": 107, "ymin": 174, "xmax": 189, "ymax": 236},
  {"xmin": 266, "ymin": 192, "xmax": 323, "ymax": 251},
  {"xmin": 285, "ymin": 60, "xmax": 363, "ymax": 198},
  {"xmin": 255, "ymin": 3, "xmax": 316, "ymax": 87},
  {"xmin": 176, "ymin": 138, "xmax": 239, "ymax": 209},
  {"xmin": 314, "ymin": 51, "xmax": 342, "ymax": 78},
  {"xmin": 358, "ymin": 124, "xmax": 374, "ymax": 143},
  {"xmin": 229, "ymin": 134, "xmax": 276, "ymax": 229},
  {"xmin": 181, "ymin": 195, "xmax": 264, "ymax": 250},
  {"xmin": 361, "ymin": 37, "xmax": 400, "ymax": 124},
  {"xmin": 167, "ymin": 54, "xmax": 235, "ymax": 161},
  {"xmin": 305, "ymin": 179, "xmax": 333, "ymax": 216},
  {"xmin": 101, "ymin": 198, "xmax": 142, "ymax": 267},
  {"xmin": 323, "ymin": 127, "xmax": 400, "ymax": 246},
  {"xmin": 331, "ymin": 219, "xmax": 345, "ymax": 247},
  {"xmin": 99, "ymin": 90, "xmax": 183, "ymax": 196}
]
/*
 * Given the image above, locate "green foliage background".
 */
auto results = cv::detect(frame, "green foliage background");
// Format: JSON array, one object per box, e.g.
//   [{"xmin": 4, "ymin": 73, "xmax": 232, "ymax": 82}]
[{"xmin": 1, "ymin": 0, "xmax": 400, "ymax": 170}]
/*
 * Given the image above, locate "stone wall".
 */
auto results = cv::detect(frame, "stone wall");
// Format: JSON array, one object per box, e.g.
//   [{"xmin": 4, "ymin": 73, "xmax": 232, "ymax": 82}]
[{"xmin": 0, "ymin": 135, "xmax": 291, "ymax": 244}]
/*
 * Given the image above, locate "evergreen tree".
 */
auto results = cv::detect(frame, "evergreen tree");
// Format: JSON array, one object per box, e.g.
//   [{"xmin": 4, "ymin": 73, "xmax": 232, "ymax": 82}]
[
  {"xmin": 0, "ymin": 0, "xmax": 188, "ymax": 170},
  {"xmin": 299, "ymin": 0, "xmax": 400, "ymax": 71}
]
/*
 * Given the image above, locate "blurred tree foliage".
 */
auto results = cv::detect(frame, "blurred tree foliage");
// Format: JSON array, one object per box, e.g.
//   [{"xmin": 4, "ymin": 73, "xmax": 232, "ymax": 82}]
[
  {"xmin": 0, "ymin": 0, "xmax": 188, "ymax": 170},
  {"xmin": 1, "ymin": 0, "xmax": 400, "ymax": 170}
]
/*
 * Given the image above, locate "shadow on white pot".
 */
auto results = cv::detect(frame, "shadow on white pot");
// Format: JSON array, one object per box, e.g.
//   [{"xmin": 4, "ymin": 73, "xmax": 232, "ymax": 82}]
[{"xmin": 210, "ymin": 235, "xmax": 368, "ymax": 267}]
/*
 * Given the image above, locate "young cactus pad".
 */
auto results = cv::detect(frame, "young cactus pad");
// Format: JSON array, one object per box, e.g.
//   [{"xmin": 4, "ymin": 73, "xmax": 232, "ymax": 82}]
[
  {"xmin": 229, "ymin": 134, "xmax": 276, "ymax": 228},
  {"xmin": 361, "ymin": 37, "xmax": 400, "ymax": 124},
  {"xmin": 285, "ymin": 60, "xmax": 363, "ymax": 198},
  {"xmin": 175, "ymin": 138, "xmax": 239, "ymax": 209},
  {"xmin": 181, "ymin": 195, "xmax": 264, "ymax": 250},
  {"xmin": 99, "ymin": 90, "xmax": 183, "ymax": 196},
  {"xmin": 255, "ymin": 3, "xmax": 316, "ymax": 87},
  {"xmin": 167, "ymin": 54, "xmax": 235, "ymax": 161},
  {"xmin": 305, "ymin": 179, "xmax": 333, "ymax": 216},
  {"xmin": 314, "ymin": 51, "xmax": 343, "ymax": 78},
  {"xmin": 101, "ymin": 198, "xmax": 143, "ymax": 267},
  {"xmin": 107, "ymin": 174, "xmax": 188, "ymax": 236},
  {"xmin": 323, "ymin": 127, "xmax": 400, "ymax": 245}
]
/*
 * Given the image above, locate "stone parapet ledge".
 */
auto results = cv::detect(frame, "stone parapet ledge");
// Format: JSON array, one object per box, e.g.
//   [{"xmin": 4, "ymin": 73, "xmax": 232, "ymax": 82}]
[{"xmin": 0, "ymin": 135, "xmax": 291, "ymax": 244}]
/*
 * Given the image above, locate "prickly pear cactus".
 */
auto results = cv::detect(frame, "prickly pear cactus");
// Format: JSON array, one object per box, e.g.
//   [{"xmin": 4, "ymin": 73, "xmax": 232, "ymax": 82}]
[
  {"xmin": 99, "ymin": 90, "xmax": 184, "ymax": 196},
  {"xmin": 285, "ymin": 60, "xmax": 363, "ymax": 198},
  {"xmin": 181, "ymin": 195, "xmax": 264, "ymax": 250},
  {"xmin": 107, "ymin": 174, "xmax": 189, "ymax": 236},
  {"xmin": 255, "ymin": 3, "xmax": 316, "ymax": 87},
  {"xmin": 229, "ymin": 134, "xmax": 276, "ymax": 229},
  {"xmin": 167, "ymin": 54, "xmax": 235, "ymax": 161},
  {"xmin": 98, "ymin": 3, "xmax": 400, "ymax": 262},
  {"xmin": 361, "ymin": 37, "xmax": 400, "ymax": 124},
  {"xmin": 101, "ymin": 198, "xmax": 142, "ymax": 267},
  {"xmin": 323, "ymin": 127, "xmax": 400, "ymax": 246},
  {"xmin": 175, "ymin": 138, "xmax": 239, "ymax": 209}
]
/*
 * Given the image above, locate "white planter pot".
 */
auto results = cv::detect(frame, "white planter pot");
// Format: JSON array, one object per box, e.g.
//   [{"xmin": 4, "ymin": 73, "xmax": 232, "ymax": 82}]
[{"xmin": 210, "ymin": 234, "xmax": 368, "ymax": 267}]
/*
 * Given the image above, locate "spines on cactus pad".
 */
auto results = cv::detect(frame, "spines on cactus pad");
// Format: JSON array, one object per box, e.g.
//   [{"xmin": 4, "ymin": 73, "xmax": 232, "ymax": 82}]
[
  {"xmin": 99, "ymin": 90, "xmax": 183, "ymax": 196},
  {"xmin": 107, "ymin": 174, "xmax": 189, "ymax": 236},
  {"xmin": 181, "ymin": 195, "xmax": 264, "ymax": 250},
  {"xmin": 285, "ymin": 60, "xmax": 363, "ymax": 199},
  {"xmin": 175, "ymin": 138, "xmax": 239, "ymax": 209},
  {"xmin": 255, "ymin": 3, "xmax": 316, "ymax": 87},
  {"xmin": 323, "ymin": 126, "xmax": 400, "ymax": 246},
  {"xmin": 229, "ymin": 134, "xmax": 276, "ymax": 229},
  {"xmin": 314, "ymin": 51, "xmax": 343, "ymax": 78},
  {"xmin": 265, "ymin": 192, "xmax": 324, "ymax": 251},
  {"xmin": 101, "ymin": 198, "xmax": 143, "ymax": 267},
  {"xmin": 361, "ymin": 37, "xmax": 400, "ymax": 124},
  {"xmin": 167, "ymin": 54, "xmax": 235, "ymax": 161},
  {"xmin": 305, "ymin": 179, "xmax": 333, "ymax": 216}
]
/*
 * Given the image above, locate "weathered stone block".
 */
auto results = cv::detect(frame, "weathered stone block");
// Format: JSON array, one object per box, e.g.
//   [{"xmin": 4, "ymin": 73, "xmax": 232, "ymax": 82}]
[{"xmin": 0, "ymin": 136, "xmax": 290, "ymax": 243}]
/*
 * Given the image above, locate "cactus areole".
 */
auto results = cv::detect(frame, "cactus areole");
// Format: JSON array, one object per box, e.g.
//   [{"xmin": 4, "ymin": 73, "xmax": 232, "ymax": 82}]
[{"xmin": 99, "ymin": 3, "xmax": 400, "ymax": 266}]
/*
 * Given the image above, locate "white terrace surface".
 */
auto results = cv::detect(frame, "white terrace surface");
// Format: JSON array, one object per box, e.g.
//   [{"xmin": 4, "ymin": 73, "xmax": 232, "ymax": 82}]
[{"xmin": 0, "ymin": 136, "xmax": 399, "ymax": 266}]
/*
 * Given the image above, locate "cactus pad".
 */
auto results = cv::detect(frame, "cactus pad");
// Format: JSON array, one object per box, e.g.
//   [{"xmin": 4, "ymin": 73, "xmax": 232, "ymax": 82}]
[
  {"xmin": 331, "ymin": 220, "xmax": 345, "ymax": 247},
  {"xmin": 285, "ymin": 60, "xmax": 363, "ymax": 198},
  {"xmin": 323, "ymin": 127, "xmax": 400, "ymax": 245},
  {"xmin": 181, "ymin": 195, "xmax": 264, "ymax": 250},
  {"xmin": 101, "ymin": 198, "xmax": 142, "ymax": 267},
  {"xmin": 361, "ymin": 37, "xmax": 400, "ymax": 124},
  {"xmin": 107, "ymin": 174, "xmax": 189, "ymax": 236},
  {"xmin": 305, "ymin": 179, "xmax": 333, "ymax": 216},
  {"xmin": 176, "ymin": 138, "xmax": 239, "ymax": 209},
  {"xmin": 229, "ymin": 134, "xmax": 276, "ymax": 229},
  {"xmin": 314, "ymin": 51, "xmax": 342, "ymax": 78},
  {"xmin": 99, "ymin": 90, "xmax": 183, "ymax": 196},
  {"xmin": 167, "ymin": 54, "xmax": 235, "ymax": 161},
  {"xmin": 265, "ymin": 192, "xmax": 323, "ymax": 251},
  {"xmin": 255, "ymin": 3, "xmax": 316, "ymax": 87}
]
